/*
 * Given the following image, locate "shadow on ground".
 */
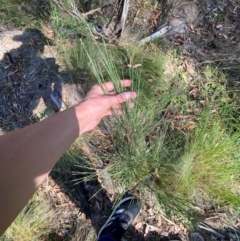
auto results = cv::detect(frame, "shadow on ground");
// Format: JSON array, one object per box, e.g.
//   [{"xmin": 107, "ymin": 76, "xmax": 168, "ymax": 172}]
[
  {"xmin": 0, "ymin": 28, "xmax": 84, "ymax": 132},
  {"xmin": 0, "ymin": 29, "xmax": 62, "ymax": 132}
]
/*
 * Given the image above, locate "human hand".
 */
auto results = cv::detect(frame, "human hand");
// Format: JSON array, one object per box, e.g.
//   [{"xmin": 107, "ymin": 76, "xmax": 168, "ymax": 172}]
[{"xmin": 75, "ymin": 80, "xmax": 137, "ymax": 135}]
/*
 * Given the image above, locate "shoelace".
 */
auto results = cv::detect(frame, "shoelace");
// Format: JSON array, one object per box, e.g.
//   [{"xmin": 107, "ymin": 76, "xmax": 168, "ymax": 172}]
[{"xmin": 119, "ymin": 212, "xmax": 131, "ymax": 229}]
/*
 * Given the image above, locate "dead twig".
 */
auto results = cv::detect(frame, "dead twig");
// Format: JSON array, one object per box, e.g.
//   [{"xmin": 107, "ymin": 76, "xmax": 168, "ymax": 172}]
[
  {"xmin": 51, "ymin": 0, "xmax": 79, "ymax": 20},
  {"xmin": 197, "ymin": 58, "xmax": 240, "ymax": 65},
  {"xmin": 132, "ymin": 9, "xmax": 140, "ymax": 28},
  {"xmin": 52, "ymin": 0, "xmax": 111, "ymax": 21},
  {"xmin": 158, "ymin": 212, "xmax": 177, "ymax": 226},
  {"xmin": 139, "ymin": 24, "xmax": 172, "ymax": 45},
  {"xmin": 82, "ymin": 4, "xmax": 112, "ymax": 18}
]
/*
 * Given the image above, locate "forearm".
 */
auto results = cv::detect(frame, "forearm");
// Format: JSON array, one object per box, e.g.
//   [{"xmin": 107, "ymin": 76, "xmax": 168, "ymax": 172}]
[
  {"xmin": 0, "ymin": 104, "xmax": 86, "ymax": 235},
  {"xmin": 0, "ymin": 80, "xmax": 136, "ymax": 236}
]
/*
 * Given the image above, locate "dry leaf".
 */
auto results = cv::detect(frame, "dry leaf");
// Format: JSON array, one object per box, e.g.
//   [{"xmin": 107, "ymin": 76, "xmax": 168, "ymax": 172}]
[
  {"xmin": 145, "ymin": 224, "xmax": 162, "ymax": 235},
  {"xmin": 222, "ymin": 33, "xmax": 228, "ymax": 39},
  {"xmin": 135, "ymin": 222, "xmax": 144, "ymax": 230},
  {"xmin": 127, "ymin": 64, "xmax": 142, "ymax": 68},
  {"xmin": 216, "ymin": 24, "xmax": 223, "ymax": 29}
]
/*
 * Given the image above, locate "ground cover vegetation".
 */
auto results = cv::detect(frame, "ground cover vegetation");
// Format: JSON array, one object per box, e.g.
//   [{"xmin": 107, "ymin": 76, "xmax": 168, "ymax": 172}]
[
  {"xmin": 0, "ymin": 197, "xmax": 53, "ymax": 241},
  {"xmin": 1, "ymin": 0, "xmax": 240, "ymax": 240}
]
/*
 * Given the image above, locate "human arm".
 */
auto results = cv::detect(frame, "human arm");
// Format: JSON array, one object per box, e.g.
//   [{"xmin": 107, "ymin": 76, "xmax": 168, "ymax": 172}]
[{"xmin": 0, "ymin": 80, "xmax": 136, "ymax": 235}]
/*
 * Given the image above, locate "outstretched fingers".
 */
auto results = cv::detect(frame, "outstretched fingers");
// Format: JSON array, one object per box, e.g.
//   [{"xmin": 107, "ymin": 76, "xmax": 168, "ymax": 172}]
[
  {"xmin": 111, "ymin": 101, "xmax": 135, "ymax": 111},
  {"xmin": 105, "ymin": 93, "xmax": 136, "ymax": 117},
  {"xmin": 113, "ymin": 91, "xmax": 137, "ymax": 104},
  {"xmin": 106, "ymin": 109, "xmax": 124, "ymax": 116},
  {"xmin": 96, "ymin": 80, "xmax": 132, "ymax": 93}
]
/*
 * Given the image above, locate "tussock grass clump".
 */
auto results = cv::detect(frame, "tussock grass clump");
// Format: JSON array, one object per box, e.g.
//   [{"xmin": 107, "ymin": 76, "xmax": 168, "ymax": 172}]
[
  {"xmin": 0, "ymin": 198, "xmax": 52, "ymax": 241},
  {"xmin": 56, "ymin": 146, "xmax": 87, "ymax": 169},
  {"xmin": 0, "ymin": 0, "xmax": 45, "ymax": 29},
  {"xmin": 172, "ymin": 70, "xmax": 240, "ymax": 208},
  {"xmin": 176, "ymin": 112, "xmax": 240, "ymax": 206},
  {"xmin": 64, "ymin": 34, "xmax": 240, "ymax": 221},
  {"xmin": 68, "ymin": 39, "xmax": 199, "ymax": 219}
]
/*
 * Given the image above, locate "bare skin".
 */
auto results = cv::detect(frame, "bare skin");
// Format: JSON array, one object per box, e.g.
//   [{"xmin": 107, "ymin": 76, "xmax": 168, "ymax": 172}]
[{"xmin": 0, "ymin": 80, "xmax": 137, "ymax": 236}]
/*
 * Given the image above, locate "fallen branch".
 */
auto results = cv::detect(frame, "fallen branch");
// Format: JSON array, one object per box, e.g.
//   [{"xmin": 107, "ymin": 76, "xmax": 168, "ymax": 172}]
[
  {"xmin": 121, "ymin": 0, "xmax": 130, "ymax": 32},
  {"xmin": 139, "ymin": 24, "xmax": 172, "ymax": 45}
]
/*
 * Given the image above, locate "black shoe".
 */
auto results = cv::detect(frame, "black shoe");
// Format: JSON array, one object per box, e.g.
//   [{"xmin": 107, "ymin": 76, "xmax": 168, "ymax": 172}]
[{"xmin": 98, "ymin": 196, "xmax": 141, "ymax": 241}]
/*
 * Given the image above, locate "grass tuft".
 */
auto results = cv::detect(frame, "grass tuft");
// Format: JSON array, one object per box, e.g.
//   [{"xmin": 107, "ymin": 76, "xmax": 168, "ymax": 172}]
[
  {"xmin": 176, "ymin": 111, "xmax": 240, "ymax": 206},
  {"xmin": 0, "ymin": 197, "xmax": 52, "ymax": 241},
  {"xmin": 72, "ymin": 38, "xmax": 199, "ymax": 221},
  {"xmin": 65, "ymin": 32, "xmax": 240, "ymax": 222}
]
